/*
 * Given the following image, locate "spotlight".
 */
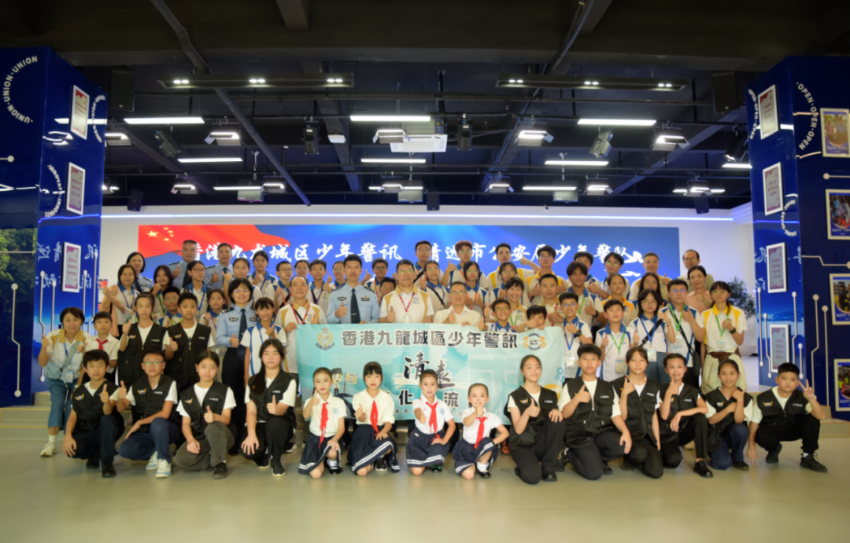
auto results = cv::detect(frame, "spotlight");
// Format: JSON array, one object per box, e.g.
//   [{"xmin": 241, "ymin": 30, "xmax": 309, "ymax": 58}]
[
  {"xmin": 154, "ymin": 130, "xmax": 182, "ymax": 157},
  {"xmin": 589, "ymin": 129, "xmax": 613, "ymax": 158},
  {"xmin": 457, "ymin": 120, "xmax": 472, "ymax": 151},
  {"xmin": 724, "ymin": 130, "xmax": 748, "ymax": 162},
  {"xmin": 304, "ymin": 124, "xmax": 319, "ymax": 155}
]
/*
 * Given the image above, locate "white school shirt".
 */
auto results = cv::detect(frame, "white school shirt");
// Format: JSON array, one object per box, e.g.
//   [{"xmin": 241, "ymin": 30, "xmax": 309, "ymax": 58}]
[
  {"xmin": 412, "ymin": 398, "xmax": 453, "ymax": 435},
  {"xmin": 433, "ymin": 306, "xmax": 482, "ymax": 328},
  {"xmin": 423, "ymin": 283, "xmax": 449, "ymax": 312},
  {"xmin": 136, "ymin": 324, "xmax": 172, "ymax": 349},
  {"xmin": 275, "ymin": 302, "xmax": 326, "ymax": 374},
  {"xmin": 111, "ymin": 380, "xmax": 178, "ymax": 405},
  {"xmin": 487, "ymin": 268, "xmax": 531, "ymax": 291},
  {"xmin": 244, "ymin": 378, "xmax": 297, "ymax": 407},
  {"xmin": 306, "ymin": 395, "xmax": 347, "ymax": 437},
  {"xmin": 557, "ymin": 379, "xmax": 622, "ymax": 418},
  {"xmin": 563, "ymin": 317, "xmax": 592, "ymax": 366},
  {"xmin": 627, "ymin": 315, "xmax": 669, "ymax": 354},
  {"xmin": 598, "ymin": 276, "xmax": 631, "ymax": 296},
  {"xmin": 173, "ymin": 321, "xmax": 216, "ymax": 346},
  {"xmin": 567, "ymin": 287, "xmax": 604, "ymax": 328},
  {"xmin": 446, "ymin": 269, "xmax": 493, "ymax": 291},
  {"xmin": 240, "ymin": 324, "xmax": 287, "ymax": 378},
  {"xmin": 537, "ymin": 301, "xmax": 566, "ymax": 323},
  {"xmin": 380, "ymin": 287, "xmax": 434, "ymax": 323},
  {"xmin": 507, "ymin": 390, "xmax": 540, "ymax": 409},
  {"xmin": 157, "ymin": 312, "xmax": 182, "ymax": 329},
  {"xmin": 309, "ymin": 282, "xmax": 331, "ymax": 315},
  {"xmin": 524, "ymin": 273, "xmax": 569, "ymax": 296},
  {"xmin": 660, "ymin": 305, "xmax": 704, "ymax": 367},
  {"xmin": 352, "ymin": 389, "xmax": 396, "ymax": 425},
  {"xmin": 595, "ymin": 325, "xmax": 633, "ymax": 381},
  {"xmin": 177, "ymin": 385, "xmax": 236, "ymax": 418},
  {"xmin": 85, "ymin": 335, "xmax": 119, "ymax": 370},
  {"xmin": 747, "ymin": 387, "xmax": 812, "ymax": 424},
  {"xmin": 463, "ymin": 285, "xmax": 494, "ymax": 319},
  {"xmin": 112, "ymin": 285, "xmax": 139, "ymax": 326},
  {"xmin": 186, "ymin": 285, "xmax": 209, "ymax": 321},
  {"xmin": 704, "ymin": 390, "xmax": 754, "ymax": 420},
  {"xmin": 459, "ymin": 408, "xmax": 502, "ymax": 444},
  {"xmin": 487, "ymin": 321, "xmax": 514, "ymax": 333},
  {"xmin": 487, "ymin": 305, "xmax": 527, "ymax": 328},
  {"xmin": 702, "ymin": 305, "xmax": 747, "ymax": 353}
]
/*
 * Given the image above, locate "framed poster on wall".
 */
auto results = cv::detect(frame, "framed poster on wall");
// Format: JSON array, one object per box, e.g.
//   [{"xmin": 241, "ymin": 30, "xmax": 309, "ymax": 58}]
[
  {"xmin": 766, "ymin": 242, "xmax": 786, "ymax": 293},
  {"xmin": 763, "ymin": 162, "xmax": 783, "ymax": 215},
  {"xmin": 821, "ymin": 108, "xmax": 850, "ymax": 158},
  {"xmin": 65, "ymin": 163, "xmax": 85, "ymax": 215},
  {"xmin": 826, "ymin": 189, "xmax": 850, "ymax": 239},
  {"xmin": 768, "ymin": 324, "xmax": 790, "ymax": 372},
  {"xmin": 758, "ymin": 85, "xmax": 779, "ymax": 140},
  {"xmin": 69, "ymin": 85, "xmax": 90, "ymax": 140},
  {"xmin": 836, "ymin": 359, "xmax": 850, "ymax": 412},
  {"xmin": 61, "ymin": 242, "xmax": 82, "ymax": 293},
  {"xmin": 829, "ymin": 273, "xmax": 850, "ymax": 325}
]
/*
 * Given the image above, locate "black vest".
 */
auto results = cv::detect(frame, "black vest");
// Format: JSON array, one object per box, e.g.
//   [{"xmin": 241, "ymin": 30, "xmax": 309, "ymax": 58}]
[
  {"xmin": 658, "ymin": 382, "xmax": 701, "ymax": 442},
  {"xmin": 248, "ymin": 371, "xmax": 297, "ymax": 427},
  {"xmin": 612, "ymin": 376, "xmax": 660, "ymax": 443},
  {"xmin": 166, "ymin": 323, "xmax": 212, "ymax": 390},
  {"xmin": 504, "ymin": 386, "xmax": 559, "ymax": 447},
  {"xmin": 178, "ymin": 381, "xmax": 237, "ymax": 440},
  {"xmin": 71, "ymin": 381, "xmax": 122, "ymax": 432},
  {"xmin": 563, "ymin": 378, "xmax": 616, "ymax": 448},
  {"xmin": 117, "ymin": 323, "xmax": 167, "ymax": 386},
  {"xmin": 131, "ymin": 375, "xmax": 180, "ymax": 433},
  {"xmin": 755, "ymin": 389, "xmax": 809, "ymax": 427},
  {"xmin": 705, "ymin": 387, "xmax": 752, "ymax": 452}
]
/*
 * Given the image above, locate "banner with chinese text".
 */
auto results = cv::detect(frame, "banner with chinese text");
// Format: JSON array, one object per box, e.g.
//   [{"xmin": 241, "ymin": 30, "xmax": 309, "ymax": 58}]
[{"xmin": 295, "ymin": 324, "xmax": 566, "ymax": 424}]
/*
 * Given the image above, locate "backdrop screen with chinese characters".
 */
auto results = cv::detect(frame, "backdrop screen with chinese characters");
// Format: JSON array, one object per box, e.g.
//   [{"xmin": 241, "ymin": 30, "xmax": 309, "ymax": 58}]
[{"xmin": 137, "ymin": 224, "xmax": 680, "ymax": 279}]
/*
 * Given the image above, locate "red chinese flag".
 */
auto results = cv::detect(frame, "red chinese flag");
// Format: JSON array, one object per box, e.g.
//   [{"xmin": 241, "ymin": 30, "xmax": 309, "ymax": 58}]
[{"xmin": 138, "ymin": 225, "xmax": 290, "ymax": 258}]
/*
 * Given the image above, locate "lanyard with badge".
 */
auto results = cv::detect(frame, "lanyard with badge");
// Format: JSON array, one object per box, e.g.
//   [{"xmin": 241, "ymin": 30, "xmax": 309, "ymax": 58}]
[
  {"xmin": 714, "ymin": 307, "xmax": 732, "ymax": 351},
  {"xmin": 59, "ymin": 340, "xmax": 81, "ymax": 383},
  {"xmin": 119, "ymin": 285, "xmax": 136, "ymax": 319},
  {"xmin": 427, "ymin": 283, "xmax": 446, "ymax": 308},
  {"xmin": 194, "ymin": 284, "xmax": 207, "ymax": 312},
  {"xmin": 668, "ymin": 307, "xmax": 693, "ymax": 363},
  {"xmin": 508, "ymin": 309, "xmax": 521, "ymax": 328},
  {"xmin": 292, "ymin": 303, "xmax": 309, "ymax": 325},
  {"xmin": 640, "ymin": 316, "xmax": 660, "ymax": 362},
  {"xmin": 606, "ymin": 329, "xmax": 628, "ymax": 375},
  {"xmin": 399, "ymin": 291, "xmax": 415, "ymax": 323},
  {"xmin": 564, "ymin": 318, "xmax": 581, "ymax": 371}
]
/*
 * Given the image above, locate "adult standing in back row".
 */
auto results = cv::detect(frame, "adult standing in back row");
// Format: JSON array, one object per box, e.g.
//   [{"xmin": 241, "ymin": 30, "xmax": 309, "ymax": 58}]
[
  {"xmin": 327, "ymin": 254, "xmax": 380, "ymax": 324},
  {"xmin": 171, "ymin": 240, "xmax": 199, "ymax": 291},
  {"xmin": 679, "ymin": 250, "xmax": 715, "ymax": 292}
]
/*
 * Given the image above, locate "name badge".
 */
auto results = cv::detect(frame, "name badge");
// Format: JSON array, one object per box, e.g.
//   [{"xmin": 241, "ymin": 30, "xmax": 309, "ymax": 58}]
[
  {"xmin": 361, "ymin": 296, "xmax": 370, "ymax": 301},
  {"xmin": 647, "ymin": 348, "xmax": 657, "ymax": 362},
  {"xmin": 229, "ymin": 317, "xmax": 239, "ymax": 322},
  {"xmin": 615, "ymin": 359, "xmax": 626, "ymax": 374},
  {"xmin": 565, "ymin": 355, "xmax": 577, "ymax": 369}
]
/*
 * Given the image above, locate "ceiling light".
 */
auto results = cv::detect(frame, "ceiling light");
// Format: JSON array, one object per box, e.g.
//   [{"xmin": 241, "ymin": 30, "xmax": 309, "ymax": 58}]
[
  {"xmin": 486, "ymin": 182, "xmax": 512, "ymax": 194},
  {"xmin": 205, "ymin": 131, "xmax": 241, "ymax": 146},
  {"xmin": 368, "ymin": 183, "xmax": 424, "ymax": 192},
  {"xmin": 263, "ymin": 182, "xmax": 285, "ymax": 189},
  {"xmin": 158, "ymin": 73, "xmax": 354, "ymax": 89},
  {"xmin": 328, "ymin": 134, "xmax": 346, "ymax": 144},
  {"xmin": 173, "ymin": 79, "xmax": 181, "ymax": 84},
  {"xmin": 509, "ymin": 79, "xmax": 517, "ymax": 83},
  {"xmin": 722, "ymin": 163, "xmax": 752, "ymax": 169},
  {"xmin": 181, "ymin": 79, "xmax": 188, "ymax": 84},
  {"xmin": 517, "ymin": 79, "xmax": 524, "ymax": 83},
  {"xmin": 589, "ymin": 129, "xmax": 613, "ymax": 158},
  {"xmin": 171, "ymin": 182, "xmax": 198, "ymax": 195},
  {"xmin": 334, "ymin": 78, "xmax": 342, "ymax": 83},
  {"xmin": 105, "ymin": 132, "xmax": 132, "ymax": 147},
  {"xmin": 523, "ymin": 185, "xmax": 578, "ymax": 191},
  {"xmin": 652, "ymin": 127, "xmax": 689, "ymax": 151},
  {"xmin": 102, "ymin": 184, "xmax": 118, "ymax": 192},
  {"xmin": 496, "ymin": 74, "xmax": 687, "ymax": 92},
  {"xmin": 587, "ymin": 184, "xmax": 611, "ymax": 191},
  {"xmin": 361, "ymin": 157, "xmax": 426, "ymax": 164},
  {"xmin": 544, "ymin": 159, "xmax": 608, "ymax": 166},
  {"xmin": 373, "ymin": 128, "xmax": 408, "ymax": 144},
  {"xmin": 257, "ymin": 78, "xmax": 265, "ymax": 83},
  {"xmin": 518, "ymin": 130, "xmax": 548, "ymax": 139},
  {"xmin": 249, "ymin": 79, "xmax": 258, "ymax": 83},
  {"xmin": 263, "ymin": 181, "xmax": 286, "ymax": 194},
  {"xmin": 710, "ymin": 188, "xmax": 726, "ymax": 193},
  {"xmin": 592, "ymin": 81, "xmax": 599, "ymax": 85},
  {"xmin": 124, "ymin": 116, "xmax": 205, "ymax": 124},
  {"xmin": 689, "ymin": 187, "xmax": 709, "ymax": 193},
  {"xmin": 673, "ymin": 188, "xmax": 688, "ymax": 194},
  {"xmin": 105, "ymin": 132, "xmax": 128, "ymax": 139},
  {"xmin": 585, "ymin": 81, "xmax": 591, "ymax": 85},
  {"xmin": 351, "ymin": 115, "xmax": 431, "ymax": 122},
  {"xmin": 177, "ymin": 157, "xmax": 243, "ymax": 163},
  {"xmin": 173, "ymin": 184, "xmax": 195, "ymax": 189},
  {"xmin": 54, "ymin": 118, "xmax": 106, "ymax": 125},
  {"xmin": 578, "ymin": 118, "xmax": 656, "ymax": 127},
  {"xmin": 213, "ymin": 185, "xmax": 262, "ymax": 191}
]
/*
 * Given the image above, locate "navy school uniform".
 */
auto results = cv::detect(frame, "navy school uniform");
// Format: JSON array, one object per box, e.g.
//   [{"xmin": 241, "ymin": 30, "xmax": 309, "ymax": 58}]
[
  {"xmin": 348, "ymin": 389, "xmax": 400, "ymax": 473},
  {"xmin": 406, "ymin": 398, "xmax": 453, "ymax": 468},
  {"xmin": 67, "ymin": 381, "xmax": 125, "ymax": 465},
  {"xmin": 298, "ymin": 395, "xmax": 349, "ymax": 475},
  {"xmin": 452, "ymin": 408, "xmax": 501, "ymax": 476}
]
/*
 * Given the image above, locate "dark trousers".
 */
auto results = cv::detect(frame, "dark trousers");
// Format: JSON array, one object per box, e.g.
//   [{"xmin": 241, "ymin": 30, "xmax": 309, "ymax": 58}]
[
  {"xmin": 660, "ymin": 413, "xmax": 709, "ymax": 467},
  {"xmin": 118, "ymin": 418, "xmax": 181, "ymax": 462},
  {"xmin": 628, "ymin": 435, "xmax": 664, "ymax": 479},
  {"xmin": 174, "ymin": 422, "xmax": 235, "ymax": 470},
  {"xmin": 709, "ymin": 423, "xmax": 749, "ymax": 469},
  {"xmin": 510, "ymin": 419, "xmax": 566, "ymax": 485},
  {"xmin": 240, "ymin": 417, "xmax": 294, "ymax": 465},
  {"xmin": 222, "ymin": 349, "xmax": 246, "ymax": 439},
  {"xmin": 755, "ymin": 415, "xmax": 821, "ymax": 455},
  {"xmin": 566, "ymin": 429, "xmax": 627, "ymax": 481},
  {"xmin": 70, "ymin": 416, "xmax": 123, "ymax": 464}
]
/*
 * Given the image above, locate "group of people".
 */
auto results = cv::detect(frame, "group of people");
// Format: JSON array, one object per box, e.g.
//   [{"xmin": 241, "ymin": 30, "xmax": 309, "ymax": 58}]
[{"xmin": 36, "ymin": 239, "xmax": 829, "ymax": 482}]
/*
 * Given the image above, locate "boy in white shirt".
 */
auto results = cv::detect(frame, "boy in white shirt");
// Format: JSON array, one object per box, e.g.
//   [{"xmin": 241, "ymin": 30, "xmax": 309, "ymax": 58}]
[
  {"xmin": 595, "ymin": 299, "xmax": 635, "ymax": 381},
  {"xmin": 308, "ymin": 259, "xmax": 332, "ymax": 315},
  {"xmin": 660, "ymin": 279, "xmax": 706, "ymax": 388},
  {"xmin": 566, "ymin": 262, "xmax": 606, "ymax": 328},
  {"xmin": 559, "ymin": 292, "xmax": 593, "ymax": 379},
  {"xmin": 82, "ymin": 311, "xmax": 120, "ymax": 384}
]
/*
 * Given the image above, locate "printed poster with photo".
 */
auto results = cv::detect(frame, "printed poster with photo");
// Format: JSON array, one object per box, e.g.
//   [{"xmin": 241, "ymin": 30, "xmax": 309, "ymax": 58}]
[
  {"xmin": 766, "ymin": 242, "xmax": 786, "ymax": 293},
  {"xmin": 70, "ymin": 85, "xmax": 90, "ymax": 140},
  {"xmin": 65, "ymin": 163, "xmax": 85, "ymax": 215},
  {"xmin": 836, "ymin": 360, "xmax": 850, "ymax": 412},
  {"xmin": 829, "ymin": 273, "xmax": 850, "ymax": 325},
  {"xmin": 763, "ymin": 162, "xmax": 783, "ymax": 216},
  {"xmin": 758, "ymin": 85, "xmax": 779, "ymax": 140},
  {"xmin": 62, "ymin": 242, "xmax": 82, "ymax": 293},
  {"xmin": 821, "ymin": 108, "xmax": 850, "ymax": 158},
  {"xmin": 826, "ymin": 189, "xmax": 850, "ymax": 240},
  {"xmin": 768, "ymin": 324, "xmax": 789, "ymax": 372}
]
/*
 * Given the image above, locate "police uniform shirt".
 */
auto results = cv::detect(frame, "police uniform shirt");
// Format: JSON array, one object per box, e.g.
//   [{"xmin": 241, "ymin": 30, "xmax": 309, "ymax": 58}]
[
  {"xmin": 433, "ymin": 306, "xmax": 482, "ymax": 328},
  {"xmin": 241, "ymin": 324, "xmax": 287, "ymax": 377},
  {"xmin": 595, "ymin": 326, "xmax": 632, "ymax": 382},
  {"xmin": 205, "ymin": 262, "xmax": 232, "ymax": 291},
  {"xmin": 111, "ymin": 380, "xmax": 178, "ymax": 405},
  {"xmin": 412, "ymin": 398, "xmax": 453, "ymax": 434},
  {"xmin": 309, "ymin": 283, "xmax": 331, "ymax": 315},
  {"xmin": 459, "ymin": 408, "xmax": 501, "ymax": 444},
  {"xmin": 214, "ymin": 305, "xmax": 258, "ymax": 347},
  {"xmin": 85, "ymin": 335, "xmax": 120, "ymax": 370},
  {"xmin": 352, "ymin": 389, "xmax": 396, "ymax": 426},
  {"xmin": 135, "ymin": 275, "xmax": 153, "ymax": 292},
  {"xmin": 308, "ymin": 395, "xmax": 347, "ymax": 437},
  {"xmin": 557, "ymin": 379, "xmax": 622, "ymax": 417},
  {"xmin": 424, "ymin": 283, "xmax": 450, "ymax": 312},
  {"xmin": 173, "ymin": 321, "xmax": 216, "ymax": 347},
  {"xmin": 170, "ymin": 261, "xmax": 193, "ymax": 290},
  {"xmin": 326, "ymin": 285, "xmax": 380, "ymax": 324},
  {"xmin": 177, "ymin": 385, "xmax": 236, "ymax": 418},
  {"xmin": 660, "ymin": 305, "xmax": 704, "ymax": 367},
  {"xmin": 275, "ymin": 301, "xmax": 326, "ymax": 374},
  {"xmin": 244, "ymin": 378, "xmax": 297, "ymax": 407},
  {"xmin": 380, "ymin": 288, "xmax": 434, "ymax": 323},
  {"xmin": 627, "ymin": 315, "xmax": 669, "ymax": 354},
  {"xmin": 746, "ymin": 387, "xmax": 811, "ymax": 424},
  {"xmin": 702, "ymin": 305, "xmax": 747, "ymax": 353}
]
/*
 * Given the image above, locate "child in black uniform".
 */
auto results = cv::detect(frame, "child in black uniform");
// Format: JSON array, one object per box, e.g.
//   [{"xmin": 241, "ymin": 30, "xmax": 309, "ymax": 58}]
[
  {"xmin": 165, "ymin": 292, "xmax": 214, "ymax": 391},
  {"xmin": 658, "ymin": 353, "xmax": 713, "ymax": 478},
  {"xmin": 349, "ymin": 362, "xmax": 400, "ymax": 476},
  {"xmin": 241, "ymin": 339, "xmax": 297, "ymax": 477},
  {"xmin": 117, "ymin": 294, "xmax": 168, "ymax": 386},
  {"xmin": 705, "ymin": 360, "xmax": 750, "ymax": 471},
  {"xmin": 453, "ymin": 383, "xmax": 509, "ymax": 480},
  {"xmin": 747, "ymin": 362, "xmax": 827, "ymax": 473},
  {"xmin": 612, "ymin": 347, "xmax": 663, "ymax": 478},
  {"xmin": 299, "ymin": 367, "xmax": 347, "ymax": 478},
  {"xmin": 559, "ymin": 344, "xmax": 631, "ymax": 480},
  {"xmin": 507, "ymin": 355, "xmax": 565, "ymax": 484},
  {"xmin": 408, "ymin": 369, "xmax": 456, "ymax": 475},
  {"xmin": 62, "ymin": 351, "xmax": 124, "ymax": 478},
  {"xmin": 174, "ymin": 351, "xmax": 237, "ymax": 479}
]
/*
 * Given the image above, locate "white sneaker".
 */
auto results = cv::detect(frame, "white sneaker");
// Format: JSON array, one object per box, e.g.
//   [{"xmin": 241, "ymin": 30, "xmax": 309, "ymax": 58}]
[
  {"xmin": 156, "ymin": 459, "xmax": 172, "ymax": 479},
  {"xmin": 40, "ymin": 441, "xmax": 57, "ymax": 457},
  {"xmin": 146, "ymin": 452, "xmax": 159, "ymax": 470}
]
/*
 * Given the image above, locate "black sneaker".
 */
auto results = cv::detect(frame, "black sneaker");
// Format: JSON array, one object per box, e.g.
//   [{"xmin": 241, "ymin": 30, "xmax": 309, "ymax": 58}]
[
  {"xmin": 601, "ymin": 462, "xmax": 613, "ymax": 476},
  {"xmin": 257, "ymin": 455, "xmax": 271, "ymax": 470},
  {"xmin": 86, "ymin": 456, "xmax": 100, "ymax": 470},
  {"xmin": 374, "ymin": 458, "xmax": 388, "ymax": 472},
  {"xmin": 213, "ymin": 462, "xmax": 228, "ymax": 479},
  {"xmin": 271, "ymin": 459, "xmax": 285, "ymax": 477},
  {"xmin": 542, "ymin": 471, "xmax": 557, "ymax": 482},
  {"xmin": 556, "ymin": 447, "xmax": 568, "ymax": 471},
  {"xmin": 435, "ymin": 463, "xmax": 443, "ymax": 472},
  {"xmin": 620, "ymin": 456, "xmax": 637, "ymax": 472},
  {"xmin": 284, "ymin": 442, "xmax": 297, "ymax": 454},
  {"xmin": 477, "ymin": 469, "xmax": 491, "ymax": 478},
  {"xmin": 765, "ymin": 444, "xmax": 782, "ymax": 464},
  {"xmin": 732, "ymin": 461, "xmax": 749, "ymax": 471},
  {"xmin": 693, "ymin": 460, "xmax": 714, "ymax": 478},
  {"xmin": 100, "ymin": 462, "xmax": 116, "ymax": 478},
  {"xmin": 800, "ymin": 454, "xmax": 828, "ymax": 473}
]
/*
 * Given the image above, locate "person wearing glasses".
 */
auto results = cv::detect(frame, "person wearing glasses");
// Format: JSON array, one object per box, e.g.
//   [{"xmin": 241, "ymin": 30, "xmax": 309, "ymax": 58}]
[
  {"xmin": 363, "ymin": 258, "xmax": 390, "ymax": 293},
  {"xmin": 678, "ymin": 250, "xmax": 714, "ymax": 292},
  {"xmin": 433, "ymin": 282, "xmax": 483, "ymax": 328},
  {"xmin": 379, "ymin": 260, "xmax": 434, "ymax": 324}
]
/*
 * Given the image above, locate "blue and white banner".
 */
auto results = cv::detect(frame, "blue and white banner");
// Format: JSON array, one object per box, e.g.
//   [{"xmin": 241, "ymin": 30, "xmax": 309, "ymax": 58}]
[{"xmin": 296, "ymin": 324, "xmax": 566, "ymax": 424}]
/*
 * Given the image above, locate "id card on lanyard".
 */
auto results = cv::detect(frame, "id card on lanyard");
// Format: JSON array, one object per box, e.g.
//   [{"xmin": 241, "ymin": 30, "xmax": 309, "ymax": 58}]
[
  {"xmin": 607, "ymin": 331, "xmax": 628, "ymax": 374},
  {"xmin": 714, "ymin": 308, "xmax": 732, "ymax": 350},
  {"xmin": 399, "ymin": 292, "xmax": 415, "ymax": 323},
  {"xmin": 640, "ymin": 317, "xmax": 659, "ymax": 362},
  {"xmin": 564, "ymin": 319, "xmax": 581, "ymax": 370}
]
